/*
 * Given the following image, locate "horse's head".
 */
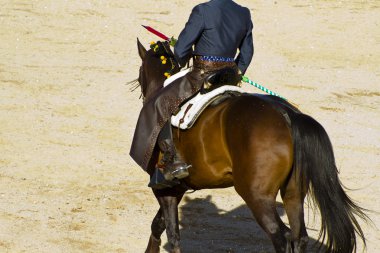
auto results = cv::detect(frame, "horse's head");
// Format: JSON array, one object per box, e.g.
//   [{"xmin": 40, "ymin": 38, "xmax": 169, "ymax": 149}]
[{"xmin": 136, "ymin": 38, "xmax": 180, "ymax": 103}]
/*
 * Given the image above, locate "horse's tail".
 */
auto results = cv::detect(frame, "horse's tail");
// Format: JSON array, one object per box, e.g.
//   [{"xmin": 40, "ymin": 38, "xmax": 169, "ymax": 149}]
[{"xmin": 290, "ymin": 112, "xmax": 367, "ymax": 253}]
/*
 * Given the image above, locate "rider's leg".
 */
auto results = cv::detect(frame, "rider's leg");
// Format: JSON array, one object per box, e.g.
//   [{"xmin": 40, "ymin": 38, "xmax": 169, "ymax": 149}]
[{"xmin": 157, "ymin": 121, "xmax": 190, "ymax": 181}]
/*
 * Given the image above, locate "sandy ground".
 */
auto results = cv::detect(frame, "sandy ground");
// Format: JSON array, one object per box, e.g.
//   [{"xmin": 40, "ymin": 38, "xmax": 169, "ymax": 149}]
[{"xmin": 0, "ymin": 0, "xmax": 379, "ymax": 252}]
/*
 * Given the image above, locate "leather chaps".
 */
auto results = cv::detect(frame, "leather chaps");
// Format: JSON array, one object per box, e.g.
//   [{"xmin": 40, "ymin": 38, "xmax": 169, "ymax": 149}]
[{"xmin": 130, "ymin": 59, "xmax": 237, "ymax": 171}]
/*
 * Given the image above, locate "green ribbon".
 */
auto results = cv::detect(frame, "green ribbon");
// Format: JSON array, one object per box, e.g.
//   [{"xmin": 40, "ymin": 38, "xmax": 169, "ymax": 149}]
[{"xmin": 241, "ymin": 76, "xmax": 286, "ymax": 100}]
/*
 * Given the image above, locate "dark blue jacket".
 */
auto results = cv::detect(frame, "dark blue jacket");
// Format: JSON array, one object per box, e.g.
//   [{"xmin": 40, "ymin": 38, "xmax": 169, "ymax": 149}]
[{"xmin": 174, "ymin": 0, "xmax": 254, "ymax": 74}]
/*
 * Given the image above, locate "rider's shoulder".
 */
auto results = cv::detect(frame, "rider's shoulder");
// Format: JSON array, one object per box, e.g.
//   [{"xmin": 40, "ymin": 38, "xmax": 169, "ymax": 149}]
[{"xmin": 189, "ymin": 3, "xmax": 206, "ymax": 16}]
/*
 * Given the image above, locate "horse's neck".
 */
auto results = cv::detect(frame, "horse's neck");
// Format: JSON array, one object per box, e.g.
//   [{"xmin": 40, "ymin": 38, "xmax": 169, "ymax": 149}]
[{"xmin": 145, "ymin": 82, "xmax": 164, "ymax": 101}]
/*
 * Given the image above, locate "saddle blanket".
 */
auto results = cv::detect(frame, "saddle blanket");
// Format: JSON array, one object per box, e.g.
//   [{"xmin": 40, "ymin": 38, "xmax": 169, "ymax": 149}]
[
  {"xmin": 163, "ymin": 68, "xmax": 191, "ymax": 87},
  {"xmin": 171, "ymin": 85, "xmax": 244, "ymax": 129}
]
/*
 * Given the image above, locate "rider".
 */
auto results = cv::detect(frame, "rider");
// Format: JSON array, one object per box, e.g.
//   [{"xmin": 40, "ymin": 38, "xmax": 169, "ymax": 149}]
[{"xmin": 130, "ymin": 0, "xmax": 254, "ymax": 189}]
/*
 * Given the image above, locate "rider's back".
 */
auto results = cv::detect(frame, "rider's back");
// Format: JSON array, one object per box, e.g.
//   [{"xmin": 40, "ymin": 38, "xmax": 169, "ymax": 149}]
[
  {"xmin": 193, "ymin": 1, "xmax": 251, "ymax": 57},
  {"xmin": 174, "ymin": 0, "xmax": 253, "ymax": 73}
]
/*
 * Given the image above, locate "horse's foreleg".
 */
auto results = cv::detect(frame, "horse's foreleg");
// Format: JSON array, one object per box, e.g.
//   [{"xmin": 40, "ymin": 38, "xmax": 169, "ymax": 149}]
[
  {"xmin": 156, "ymin": 192, "xmax": 184, "ymax": 253},
  {"xmin": 145, "ymin": 209, "xmax": 165, "ymax": 253},
  {"xmin": 159, "ymin": 196, "xmax": 181, "ymax": 253}
]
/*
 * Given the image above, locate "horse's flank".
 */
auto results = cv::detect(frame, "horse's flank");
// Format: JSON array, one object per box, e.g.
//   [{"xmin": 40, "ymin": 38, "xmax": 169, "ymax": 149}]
[{"xmin": 174, "ymin": 94, "xmax": 293, "ymax": 191}]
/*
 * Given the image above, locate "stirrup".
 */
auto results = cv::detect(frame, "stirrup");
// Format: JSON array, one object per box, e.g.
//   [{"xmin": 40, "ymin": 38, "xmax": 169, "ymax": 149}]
[
  {"xmin": 163, "ymin": 162, "xmax": 191, "ymax": 181},
  {"xmin": 148, "ymin": 168, "xmax": 180, "ymax": 189}
]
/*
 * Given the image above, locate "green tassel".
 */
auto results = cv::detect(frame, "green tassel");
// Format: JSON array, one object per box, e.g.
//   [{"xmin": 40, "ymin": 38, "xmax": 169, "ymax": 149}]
[{"xmin": 241, "ymin": 76, "xmax": 286, "ymax": 100}]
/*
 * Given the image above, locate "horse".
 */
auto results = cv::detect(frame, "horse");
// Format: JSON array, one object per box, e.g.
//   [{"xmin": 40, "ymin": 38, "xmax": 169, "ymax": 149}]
[{"xmin": 131, "ymin": 39, "xmax": 368, "ymax": 253}]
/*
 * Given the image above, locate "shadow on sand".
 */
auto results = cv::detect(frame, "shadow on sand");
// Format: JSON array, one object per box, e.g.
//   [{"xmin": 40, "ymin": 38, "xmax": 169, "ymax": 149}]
[{"xmin": 163, "ymin": 195, "xmax": 327, "ymax": 253}]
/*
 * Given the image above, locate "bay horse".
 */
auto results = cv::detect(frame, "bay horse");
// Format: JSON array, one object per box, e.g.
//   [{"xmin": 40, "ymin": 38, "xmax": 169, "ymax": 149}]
[{"xmin": 132, "ymin": 39, "xmax": 367, "ymax": 253}]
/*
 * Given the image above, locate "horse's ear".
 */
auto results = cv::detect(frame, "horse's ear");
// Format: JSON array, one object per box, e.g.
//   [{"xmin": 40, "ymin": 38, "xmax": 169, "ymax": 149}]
[{"xmin": 137, "ymin": 38, "xmax": 147, "ymax": 60}]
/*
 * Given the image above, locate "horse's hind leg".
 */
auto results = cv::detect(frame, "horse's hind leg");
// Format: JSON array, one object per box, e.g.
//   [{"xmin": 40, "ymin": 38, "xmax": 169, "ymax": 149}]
[
  {"xmin": 241, "ymin": 192, "xmax": 292, "ymax": 253},
  {"xmin": 234, "ymin": 171, "xmax": 292, "ymax": 253},
  {"xmin": 280, "ymin": 171, "xmax": 308, "ymax": 253}
]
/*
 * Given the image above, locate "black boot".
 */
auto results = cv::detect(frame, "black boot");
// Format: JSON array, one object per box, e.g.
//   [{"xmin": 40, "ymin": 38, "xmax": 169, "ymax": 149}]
[
  {"xmin": 148, "ymin": 121, "xmax": 191, "ymax": 189},
  {"xmin": 158, "ymin": 139, "xmax": 190, "ymax": 181}
]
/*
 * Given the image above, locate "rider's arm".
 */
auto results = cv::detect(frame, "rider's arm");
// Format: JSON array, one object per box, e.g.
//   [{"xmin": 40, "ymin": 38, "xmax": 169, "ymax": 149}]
[
  {"xmin": 174, "ymin": 5, "xmax": 204, "ymax": 67},
  {"xmin": 235, "ymin": 10, "xmax": 254, "ymax": 75}
]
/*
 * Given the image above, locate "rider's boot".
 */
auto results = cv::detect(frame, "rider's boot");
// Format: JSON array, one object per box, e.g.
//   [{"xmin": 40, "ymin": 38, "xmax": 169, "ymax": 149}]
[
  {"xmin": 158, "ymin": 138, "xmax": 190, "ymax": 181},
  {"xmin": 148, "ymin": 121, "xmax": 191, "ymax": 189}
]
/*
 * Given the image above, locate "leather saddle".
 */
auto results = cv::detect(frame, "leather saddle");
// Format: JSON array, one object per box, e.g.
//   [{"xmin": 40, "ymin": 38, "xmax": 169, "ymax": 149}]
[{"xmin": 201, "ymin": 67, "xmax": 241, "ymax": 94}]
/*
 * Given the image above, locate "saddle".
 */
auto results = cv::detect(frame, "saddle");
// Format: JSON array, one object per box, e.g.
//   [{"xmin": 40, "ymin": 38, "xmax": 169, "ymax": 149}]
[{"xmin": 171, "ymin": 67, "xmax": 244, "ymax": 129}]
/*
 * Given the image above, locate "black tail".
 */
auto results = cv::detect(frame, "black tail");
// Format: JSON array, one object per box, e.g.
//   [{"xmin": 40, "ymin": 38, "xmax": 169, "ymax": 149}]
[{"xmin": 290, "ymin": 112, "xmax": 368, "ymax": 253}]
